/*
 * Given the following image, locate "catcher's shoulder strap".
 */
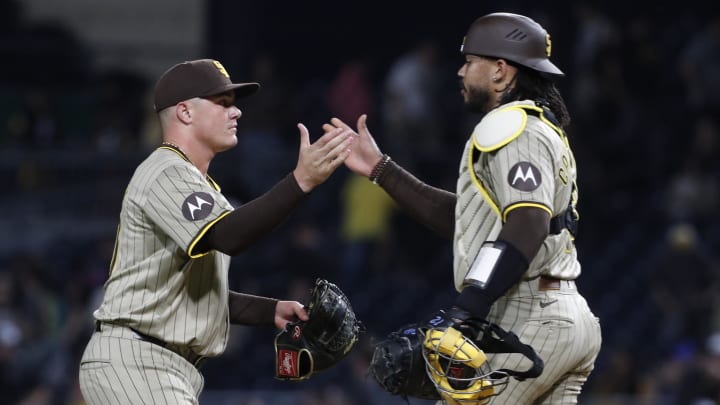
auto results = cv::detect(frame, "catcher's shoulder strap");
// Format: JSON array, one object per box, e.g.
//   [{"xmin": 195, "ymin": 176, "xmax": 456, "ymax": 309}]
[{"xmin": 476, "ymin": 320, "xmax": 544, "ymax": 380}]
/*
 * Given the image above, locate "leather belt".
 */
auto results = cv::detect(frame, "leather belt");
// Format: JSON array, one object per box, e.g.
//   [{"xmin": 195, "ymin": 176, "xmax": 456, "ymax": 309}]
[
  {"xmin": 96, "ymin": 321, "xmax": 206, "ymax": 369},
  {"xmin": 538, "ymin": 275, "xmax": 562, "ymax": 291}
]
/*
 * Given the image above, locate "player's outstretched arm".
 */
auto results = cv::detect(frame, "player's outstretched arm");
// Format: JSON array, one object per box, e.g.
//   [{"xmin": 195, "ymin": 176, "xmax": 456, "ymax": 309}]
[
  {"xmin": 324, "ymin": 114, "xmax": 456, "ymax": 239},
  {"xmin": 293, "ymin": 124, "xmax": 354, "ymax": 192},
  {"xmin": 194, "ymin": 126, "xmax": 353, "ymax": 256}
]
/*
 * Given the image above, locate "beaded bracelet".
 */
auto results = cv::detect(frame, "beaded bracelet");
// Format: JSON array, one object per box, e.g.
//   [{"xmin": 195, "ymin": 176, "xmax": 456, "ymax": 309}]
[{"xmin": 369, "ymin": 154, "xmax": 391, "ymax": 184}]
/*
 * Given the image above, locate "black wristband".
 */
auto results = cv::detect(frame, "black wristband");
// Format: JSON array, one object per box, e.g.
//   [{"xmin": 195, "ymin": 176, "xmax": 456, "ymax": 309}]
[
  {"xmin": 455, "ymin": 240, "xmax": 529, "ymax": 318},
  {"xmin": 455, "ymin": 287, "xmax": 495, "ymax": 319}
]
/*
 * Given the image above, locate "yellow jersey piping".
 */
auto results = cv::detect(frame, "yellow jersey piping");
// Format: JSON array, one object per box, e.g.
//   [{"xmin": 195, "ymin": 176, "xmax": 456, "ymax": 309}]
[
  {"xmin": 503, "ymin": 202, "xmax": 553, "ymax": 222},
  {"xmin": 187, "ymin": 210, "xmax": 232, "ymax": 259},
  {"xmin": 467, "ymin": 146, "xmax": 501, "ymax": 218}
]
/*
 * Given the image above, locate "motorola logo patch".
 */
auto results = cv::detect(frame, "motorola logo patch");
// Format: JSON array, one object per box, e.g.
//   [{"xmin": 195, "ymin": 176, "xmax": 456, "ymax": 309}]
[
  {"xmin": 182, "ymin": 192, "xmax": 214, "ymax": 221},
  {"xmin": 508, "ymin": 162, "xmax": 541, "ymax": 191}
]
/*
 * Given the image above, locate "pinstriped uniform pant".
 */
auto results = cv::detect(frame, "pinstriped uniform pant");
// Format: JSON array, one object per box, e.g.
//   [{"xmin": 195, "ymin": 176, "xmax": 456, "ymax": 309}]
[
  {"xmin": 487, "ymin": 278, "xmax": 601, "ymax": 404},
  {"xmin": 436, "ymin": 278, "xmax": 601, "ymax": 405},
  {"xmin": 78, "ymin": 324, "xmax": 205, "ymax": 405}
]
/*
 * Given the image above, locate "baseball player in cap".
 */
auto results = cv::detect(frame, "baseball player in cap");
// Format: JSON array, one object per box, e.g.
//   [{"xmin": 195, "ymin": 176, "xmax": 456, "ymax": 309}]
[
  {"xmin": 78, "ymin": 59, "xmax": 354, "ymax": 404},
  {"xmin": 327, "ymin": 13, "xmax": 601, "ymax": 403}
]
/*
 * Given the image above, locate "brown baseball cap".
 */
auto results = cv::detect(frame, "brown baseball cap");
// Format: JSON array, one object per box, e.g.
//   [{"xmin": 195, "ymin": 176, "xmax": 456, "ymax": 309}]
[
  {"xmin": 153, "ymin": 59, "xmax": 260, "ymax": 112},
  {"xmin": 461, "ymin": 13, "xmax": 564, "ymax": 77}
]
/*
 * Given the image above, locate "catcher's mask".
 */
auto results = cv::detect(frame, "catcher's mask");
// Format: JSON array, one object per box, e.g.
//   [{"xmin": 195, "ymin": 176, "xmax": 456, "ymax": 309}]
[{"xmin": 422, "ymin": 320, "xmax": 544, "ymax": 404}]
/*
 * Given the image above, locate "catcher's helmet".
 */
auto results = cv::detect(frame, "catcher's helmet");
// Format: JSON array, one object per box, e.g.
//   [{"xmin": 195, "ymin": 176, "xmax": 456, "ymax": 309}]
[{"xmin": 460, "ymin": 13, "xmax": 564, "ymax": 77}]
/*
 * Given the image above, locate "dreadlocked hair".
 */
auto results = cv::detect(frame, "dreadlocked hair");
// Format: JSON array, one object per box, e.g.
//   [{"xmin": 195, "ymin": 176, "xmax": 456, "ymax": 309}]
[{"xmin": 499, "ymin": 65, "xmax": 570, "ymax": 129}]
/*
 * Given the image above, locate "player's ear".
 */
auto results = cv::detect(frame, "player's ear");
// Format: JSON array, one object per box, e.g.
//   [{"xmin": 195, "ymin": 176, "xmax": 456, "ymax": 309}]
[
  {"xmin": 495, "ymin": 59, "xmax": 517, "ymax": 81},
  {"xmin": 176, "ymin": 101, "xmax": 193, "ymax": 124}
]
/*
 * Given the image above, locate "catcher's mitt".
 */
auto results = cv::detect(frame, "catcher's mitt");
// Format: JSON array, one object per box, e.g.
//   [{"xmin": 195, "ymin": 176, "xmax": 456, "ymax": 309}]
[
  {"xmin": 274, "ymin": 279, "xmax": 362, "ymax": 380},
  {"xmin": 369, "ymin": 324, "xmax": 441, "ymax": 400}
]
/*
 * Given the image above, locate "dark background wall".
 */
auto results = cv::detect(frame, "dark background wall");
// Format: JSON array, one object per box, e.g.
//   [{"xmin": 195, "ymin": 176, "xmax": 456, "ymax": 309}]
[{"xmin": 1, "ymin": 0, "xmax": 720, "ymax": 404}]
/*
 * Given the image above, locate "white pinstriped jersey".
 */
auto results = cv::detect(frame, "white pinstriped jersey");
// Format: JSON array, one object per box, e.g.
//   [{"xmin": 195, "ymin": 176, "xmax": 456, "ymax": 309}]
[
  {"xmin": 453, "ymin": 100, "xmax": 580, "ymax": 290},
  {"xmin": 94, "ymin": 146, "xmax": 234, "ymax": 357}
]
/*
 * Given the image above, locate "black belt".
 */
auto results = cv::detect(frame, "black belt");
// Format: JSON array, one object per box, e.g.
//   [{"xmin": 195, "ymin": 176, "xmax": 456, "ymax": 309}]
[{"xmin": 96, "ymin": 321, "xmax": 206, "ymax": 369}]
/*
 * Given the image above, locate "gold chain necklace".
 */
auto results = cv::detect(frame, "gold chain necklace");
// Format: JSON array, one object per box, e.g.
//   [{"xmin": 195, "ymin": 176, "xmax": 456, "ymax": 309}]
[{"xmin": 161, "ymin": 142, "xmax": 188, "ymax": 159}]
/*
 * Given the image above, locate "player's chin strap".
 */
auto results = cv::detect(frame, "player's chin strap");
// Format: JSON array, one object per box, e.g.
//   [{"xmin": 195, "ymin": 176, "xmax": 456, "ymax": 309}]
[{"xmin": 470, "ymin": 318, "xmax": 544, "ymax": 381}]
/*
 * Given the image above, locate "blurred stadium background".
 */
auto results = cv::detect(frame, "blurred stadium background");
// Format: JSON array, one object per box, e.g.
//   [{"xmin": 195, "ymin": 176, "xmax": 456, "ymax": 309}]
[{"xmin": 1, "ymin": 0, "xmax": 719, "ymax": 404}]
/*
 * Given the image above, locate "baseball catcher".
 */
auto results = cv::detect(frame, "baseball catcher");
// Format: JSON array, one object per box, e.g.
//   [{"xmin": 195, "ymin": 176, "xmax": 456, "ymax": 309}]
[
  {"xmin": 274, "ymin": 278, "xmax": 363, "ymax": 380},
  {"xmin": 370, "ymin": 308, "xmax": 543, "ymax": 404}
]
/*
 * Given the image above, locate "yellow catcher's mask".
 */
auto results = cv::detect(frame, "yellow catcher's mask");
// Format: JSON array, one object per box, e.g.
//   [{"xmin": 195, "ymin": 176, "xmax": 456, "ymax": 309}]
[{"xmin": 422, "ymin": 327, "xmax": 506, "ymax": 404}]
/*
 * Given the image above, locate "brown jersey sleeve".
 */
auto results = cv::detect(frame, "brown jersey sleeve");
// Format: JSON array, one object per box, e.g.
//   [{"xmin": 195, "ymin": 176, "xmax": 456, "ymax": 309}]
[
  {"xmin": 228, "ymin": 291, "xmax": 278, "ymax": 326},
  {"xmin": 196, "ymin": 172, "xmax": 306, "ymax": 255},
  {"xmin": 375, "ymin": 160, "xmax": 456, "ymax": 239}
]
